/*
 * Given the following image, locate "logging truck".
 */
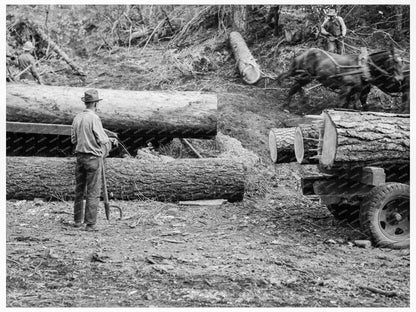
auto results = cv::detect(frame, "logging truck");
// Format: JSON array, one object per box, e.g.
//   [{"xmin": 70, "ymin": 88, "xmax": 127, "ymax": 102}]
[{"xmin": 270, "ymin": 109, "xmax": 410, "ymax": 249}]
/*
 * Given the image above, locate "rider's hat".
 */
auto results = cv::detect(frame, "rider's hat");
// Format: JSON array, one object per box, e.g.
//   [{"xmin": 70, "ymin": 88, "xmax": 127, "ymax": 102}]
[{"xmin": 22, "ymin": 41, "xmax": 35, "ymax": 51}]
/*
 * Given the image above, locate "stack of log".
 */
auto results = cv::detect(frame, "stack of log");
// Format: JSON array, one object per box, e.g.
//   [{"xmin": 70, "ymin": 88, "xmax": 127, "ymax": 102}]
[
  {"xmin": 268, "ymin": 109, "xmax": 410, "ymax": 171},
  {"xmin": 268, "ymin": 115, "xmax": 322, "ymax": 164},
  {"xmin": 6, "ymin": 84, "xmax": 256, "ymax": 202}
]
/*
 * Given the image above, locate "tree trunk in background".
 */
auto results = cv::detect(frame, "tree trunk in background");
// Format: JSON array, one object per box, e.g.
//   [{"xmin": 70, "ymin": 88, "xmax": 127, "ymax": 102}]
[
  {"xmin": 232, "ymin": 6, "xmax": 248, "ymax": 33},
  {"xmin": 394, "ymin": 6, "xmax": 403, "ymax": 40},
  {"xmin": 6, "ymin": 157, "xmax": 245, "ymax": 202},
  {"xmin": 229, "ymin": 31, "xmax": 261, "ymax": 84},
  {"xmin": 6, "ymin": 83, "xmax": 217, "ymax": 153},
  {"xmin": 267, "ymin": 5, "xmax": 280, "ymax": 36}
]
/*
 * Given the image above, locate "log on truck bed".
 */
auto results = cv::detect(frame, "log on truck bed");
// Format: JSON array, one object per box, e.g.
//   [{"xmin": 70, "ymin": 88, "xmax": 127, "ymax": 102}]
[{"xmin": 294, "ymin": 109, "xmax": 410, "ymax": 171}]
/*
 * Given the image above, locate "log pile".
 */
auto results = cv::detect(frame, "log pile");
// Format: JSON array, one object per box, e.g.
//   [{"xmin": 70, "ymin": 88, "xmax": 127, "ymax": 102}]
[
  {"xmin": 268, "ymin": 125, "xmax": 320, "ymax": 164},
  {"xmin": 6, "ymin": 84, "xmax": 257, "ymax": 202},
  {"xmin": 293, "ymin": 110, "xmax": 410, "ymax": 171},
  {"xmin": 269, "ymin": 110, "xmax": 410, "ymax": 171}
]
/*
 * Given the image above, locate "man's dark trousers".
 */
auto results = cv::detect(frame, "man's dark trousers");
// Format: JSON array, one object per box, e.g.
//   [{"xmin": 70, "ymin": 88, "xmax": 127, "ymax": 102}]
[{"xmin": 74, "ymin": 153, "xmax": 102, "ymax": 225}]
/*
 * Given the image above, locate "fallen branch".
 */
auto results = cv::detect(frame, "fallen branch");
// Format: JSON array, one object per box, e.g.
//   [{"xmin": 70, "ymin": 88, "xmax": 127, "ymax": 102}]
[
  {"xmin": 275, "ymin": 259, "xmax": 316, "ymax": 278},
  {"xmin": 140, "ymin": 18, "xmax": 166, "ymax": 54},
  {"xmin": 180, "ymin": 138, "xmax": 203, "ymax": 158},
  {"xmin": 18, "ymin": 18, "xmax": 86, "ymax": 76},
  {"xmin": 360, "ymin": 285, "xmax": 399, "ymax": 297}
]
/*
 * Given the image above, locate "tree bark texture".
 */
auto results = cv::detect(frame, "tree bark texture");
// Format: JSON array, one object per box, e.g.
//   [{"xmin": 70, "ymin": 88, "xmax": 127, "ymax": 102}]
[
  {"xmin": 229, "ymin": 31, "xmax": 261, "ymax": 84},
  {"xmin": 319, "ymin": 110, "xmax": 410, "ymax": 171},
  {"xmin": 232, "ymin": 6, "xmax": 248, "ymax": 33},
  {"xmin": 268, "ymin": 128, "xmax": 296, "ymax": 163},
  {"xmin": 6, "ymin": 157, "xmax": 245, "ymax": 202},
  {"xmin": 294, "ymin": 122, "xmax": 322, "ymax": 164},
  {"xmin": 6, "ymin": 83, "xmax": 218, "ymax": 154}
]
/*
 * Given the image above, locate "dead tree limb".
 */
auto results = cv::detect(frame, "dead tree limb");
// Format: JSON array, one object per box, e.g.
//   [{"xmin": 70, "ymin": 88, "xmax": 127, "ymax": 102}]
[{"xmin": 20, "ymin": 18, "xmax": 86, "ymax": 76}]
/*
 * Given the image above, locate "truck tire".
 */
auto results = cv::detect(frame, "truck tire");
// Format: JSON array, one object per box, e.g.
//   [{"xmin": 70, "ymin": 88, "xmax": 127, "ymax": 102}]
[{"xmin": 360, "ymin": 183, "xmax": 409, "ymax": 249}]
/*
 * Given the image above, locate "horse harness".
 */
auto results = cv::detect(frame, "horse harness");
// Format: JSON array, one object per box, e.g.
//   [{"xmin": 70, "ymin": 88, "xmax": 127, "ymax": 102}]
[{"xmin": 319, "ymin": 48, "xmax": 397, "ymax": 82}]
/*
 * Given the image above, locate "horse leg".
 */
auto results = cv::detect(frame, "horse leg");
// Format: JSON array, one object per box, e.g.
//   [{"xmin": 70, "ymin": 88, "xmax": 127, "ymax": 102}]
[
  {"xmin": 340, "ymin": 86, "xmax": 362, "ymax": 110},
  {"xmin": 339, "ymin": 87, "xmax": 353, "ymax": 109},
  {"xmin": 286, "ymin": 79, "xmax": 309, "ymax": 109},
  {"xmin": 285, "ymin": 83, "xmax": 299, "ymax": 108}
]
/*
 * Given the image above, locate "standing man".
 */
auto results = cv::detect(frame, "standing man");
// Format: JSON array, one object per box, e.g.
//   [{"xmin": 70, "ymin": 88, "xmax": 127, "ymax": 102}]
[
  {"xmin": 16, "ymin": 41, "xmax": 43, "ymax": 84},
  {"xmin": 320, "ymin": 8, "xmax": 347, "ymax": 54},
  {"xmin": 71, "ymin": 89, "xmax": 117, "ymax": 231}
]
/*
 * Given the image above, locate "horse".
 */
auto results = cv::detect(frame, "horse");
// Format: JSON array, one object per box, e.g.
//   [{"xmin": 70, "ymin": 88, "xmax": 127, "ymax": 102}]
[
  {"xmin": 277, "ymin": 47, "xmax": 404, "ymax": 111},
  {"xmin": 365, "ymin": 59, "xmax": 409, "ymax": 113}
]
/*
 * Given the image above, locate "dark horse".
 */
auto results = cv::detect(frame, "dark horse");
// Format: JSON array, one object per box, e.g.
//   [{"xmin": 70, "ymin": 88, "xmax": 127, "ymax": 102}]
[
  {"xmin": 277, "ymin": 48, "xmax": 404, "ymax": 111},
  {"xmin": 366, "ymin": 60, "xmax": 409, "ymax": 113}
]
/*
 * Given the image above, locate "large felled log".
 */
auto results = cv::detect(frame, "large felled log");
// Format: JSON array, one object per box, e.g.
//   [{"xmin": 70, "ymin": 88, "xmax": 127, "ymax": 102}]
[
  {"xmin": 319, "ymin": 110, "xmax": 410, "ymax": 171},
  {"xmin": 6, "ymin": 157, "xmax": 245, "ymax": 202},
  {"xmin": 229, "ymin": 31, "xmax": 261, "ymax": 84},
  {"xmin": 7, "ymin": 83, "xmax": 217, "ymax": 153},
  {"xmin": 268, "ymin": 128, "xmax": 296, "ymax": 163}
]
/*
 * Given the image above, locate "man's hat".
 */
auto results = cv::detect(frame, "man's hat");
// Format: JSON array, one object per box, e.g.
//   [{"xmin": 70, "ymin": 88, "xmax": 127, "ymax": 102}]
[
  {"xmin": 81, "ymin": 89, "xmax": 103, "ymax": 103},
  {"xmin": 22, "ymin": 41, "xmax": 35, "ymax": 51},
  {"xmin": 326, "ymin": 9, "xmax": 337, "ymax": 16}
]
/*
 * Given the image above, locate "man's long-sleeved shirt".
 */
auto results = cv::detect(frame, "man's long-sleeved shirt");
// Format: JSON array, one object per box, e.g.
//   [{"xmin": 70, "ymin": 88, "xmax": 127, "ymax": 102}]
[
  {"xmin": 71, "ymin": 109, "xmax": 111, "ymax": 157},
  {"xmin": 321, "ymin": 16, "xmax": 347, "ymax": 37},
  {"xmin": 17, "ymin": 53, "xmax": 41, "ymax": 82}
]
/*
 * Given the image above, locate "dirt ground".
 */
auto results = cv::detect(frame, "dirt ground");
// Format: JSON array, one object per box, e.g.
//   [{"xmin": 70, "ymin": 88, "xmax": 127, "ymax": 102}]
[{"xmin": 6, "ymin": 43, "xmax": 410, "ymax": 308}]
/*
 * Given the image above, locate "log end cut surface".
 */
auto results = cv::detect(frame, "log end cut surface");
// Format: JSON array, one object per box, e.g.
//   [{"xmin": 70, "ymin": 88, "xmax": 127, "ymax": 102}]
[
  {"xmin": 268, "ymin": 130, "xmax": 278, "ymax": 163},
  {"xmin": 242, "ymin": 65, "xmax": 261, "ymax": 85},
  {"xmin": 320, "ymin": 112, "xmax": 338, "ymax": 169},
  {"xmin": 294, "ymin": 126, "xmax": 304, "ymax": 164},
  {"xmin": 268, "ymin": 128, "xmax": 295, "ymax": 163}
]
